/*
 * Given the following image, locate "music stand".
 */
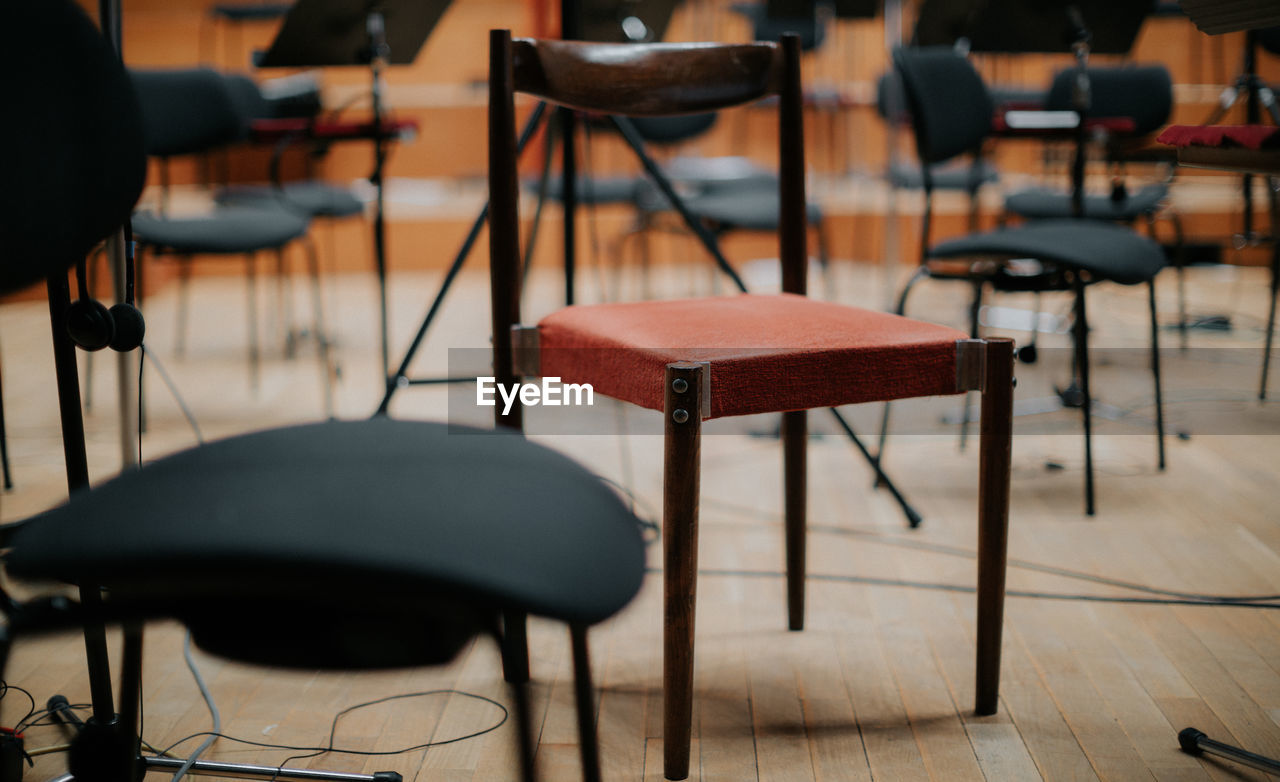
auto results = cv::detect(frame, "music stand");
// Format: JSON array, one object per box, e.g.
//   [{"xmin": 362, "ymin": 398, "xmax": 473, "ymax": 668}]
[
  {"xmin": 1178, "ymin": 0, "xmax": 1280, "ymax": 36},
  {"xmin": 913, "ymin": 0, "xmax": 1147, "ymax": 52},
  {"xmin": 258, "ymin": 0, "xmax": 451, "ymax": 386}
]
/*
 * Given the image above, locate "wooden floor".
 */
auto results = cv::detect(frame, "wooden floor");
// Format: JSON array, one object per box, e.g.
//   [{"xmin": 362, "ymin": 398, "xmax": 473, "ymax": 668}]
[{"xmin": 1, "ymin": 257, "xmax": 1279, "ymax": 781}]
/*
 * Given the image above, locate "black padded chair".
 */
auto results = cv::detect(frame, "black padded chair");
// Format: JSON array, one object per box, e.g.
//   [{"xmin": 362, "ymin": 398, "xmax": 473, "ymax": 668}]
[
  {"xmin": 129, "ymin": 68, "xmax": 315, "ymax": 393},
  {"xmin": 882, "ymin": 47, "xmax": 1168, "ymax": 516},
  {"xmin": 1002, "ymin": 65, "xmax": 1187, "ymax": 345},
  {"xmin": 0, "ymin": 5, "xmax": 645, "ymax": 782},
  {"xmin": 876, "ymin": 70, "xmax": 1000, "ymax": 229}
]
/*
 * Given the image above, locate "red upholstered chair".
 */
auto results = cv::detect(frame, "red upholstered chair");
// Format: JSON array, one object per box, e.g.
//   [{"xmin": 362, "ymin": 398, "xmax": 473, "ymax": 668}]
[{"xmin": 487, "ymin": 30, "xmax": 1016, "ymax": 781}]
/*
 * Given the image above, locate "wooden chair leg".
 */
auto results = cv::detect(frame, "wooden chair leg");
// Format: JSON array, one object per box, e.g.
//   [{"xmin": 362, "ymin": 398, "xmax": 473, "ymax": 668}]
[
  {"xmin": 782, "ymin": 409, "xmax": 806, "ymax": 631},
  {"xmin": 663, "ymin": 362, "xmax": 703, "ymax": 781},
  {"xmin": 975, "ymin": 337, "xmax": 1014, "ymax": 716},
  {"xmin": 570, "ymin": 624, "xmax": 602, "ymax": 782}
]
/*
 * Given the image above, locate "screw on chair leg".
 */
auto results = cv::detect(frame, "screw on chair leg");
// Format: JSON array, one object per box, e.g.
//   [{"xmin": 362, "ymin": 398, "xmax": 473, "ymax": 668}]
[
  {"xmin": 782, "ymin": 409, "xmax": 806, "ymax": 631},
  {"xmin": 663, "ymin": 362, "xmax": 703, "ymax": 781},
  {"xmin": 975, "ymin": 338, "xmax": 1014, "ymax": 715}
]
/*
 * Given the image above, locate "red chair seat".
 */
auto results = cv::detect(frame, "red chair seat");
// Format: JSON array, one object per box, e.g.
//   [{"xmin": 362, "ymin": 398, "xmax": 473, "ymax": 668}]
[{"xmin": 538, "ymin": 293, "xmax": 968, "ymax": 418}]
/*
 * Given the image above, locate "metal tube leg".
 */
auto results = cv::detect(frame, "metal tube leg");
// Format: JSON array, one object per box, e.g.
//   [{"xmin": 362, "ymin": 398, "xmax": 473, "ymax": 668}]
[
  {"xmin": 1263, "ymin": 240, "xmax": 1279, "ymax": 401},
  {"xmin": 570, "ymin": 625, "xmax": 602, "ymax": 782},
  {"xmin": 782, "ymin": 409, "xmax": 806, "ymax": 631},
  {"xmin": 664, "ymin": 362, "xmax": 703, "ymax": 781},
  {"xmin": 975, "ymin": 338, "xmax": 1014, "ymax": 715},
  {"xmin": 1179, "ymin": 727, "xmax": 1280, "ymax": 775},
  {"xmin": 1149, "ymin": 279, "xmax": 1166, "ymax": 471},
  {"xmin": 1074, "ymin": 277, "xmax": 1095, "ymax": 516}
]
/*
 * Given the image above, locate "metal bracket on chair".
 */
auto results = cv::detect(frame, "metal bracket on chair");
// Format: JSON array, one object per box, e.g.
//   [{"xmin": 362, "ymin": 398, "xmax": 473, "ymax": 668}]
[
  {"xmin": 956, "ymin": 339, "xmax": 986, "ymax": 392},
  {"xmin": 510, "ymin": 326, "xmax": 540, "ymax": 377},
  {"xmin": 695, "ymin": 361, "xmax": 711, "ymax": 420}
]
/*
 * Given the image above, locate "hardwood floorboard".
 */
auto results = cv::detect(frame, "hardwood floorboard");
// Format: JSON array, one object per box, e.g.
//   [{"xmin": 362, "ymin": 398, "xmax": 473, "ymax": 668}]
[{"xmin": 1, "ymin": 264, "xmax": 1278, "ymax": 780}]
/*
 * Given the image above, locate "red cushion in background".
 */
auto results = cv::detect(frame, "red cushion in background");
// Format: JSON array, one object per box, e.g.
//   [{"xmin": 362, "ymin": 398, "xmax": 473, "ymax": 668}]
[
  {"xmin": 1157, "ymin": 124, "xmax": 1280, "ymax": 150},
  {"xmin": 537, "ymin": 294, "xmax": 968, "ymax": 419}
]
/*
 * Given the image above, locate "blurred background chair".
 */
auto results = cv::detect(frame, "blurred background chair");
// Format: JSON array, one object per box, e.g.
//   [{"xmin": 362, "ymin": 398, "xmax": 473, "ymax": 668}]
[
  {"xmin": 879, "ymin": 45, "xmax": 1168, "ymax": 516},
  {"xmin": 1002, "ymin": 64, "xmax": 1187, "ymax": 349},
  {"xmin": 127, "ymin": 68, "xmax": 328, "ymax": 404}
]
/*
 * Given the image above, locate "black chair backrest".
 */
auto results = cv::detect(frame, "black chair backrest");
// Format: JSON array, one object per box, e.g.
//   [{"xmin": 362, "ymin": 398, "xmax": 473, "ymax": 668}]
[
  {"xmin": 222, "ymin": 73, "xmax": 276, "ymax": 125},
  {"xmin": 893, "ymin": 46, "xmax": 994, "ymax": 166},
  {"xmin": 0, "ymin": 0, "xmax": 147, "ymax": 294},
  {"xmin": 130, "ymin": 69, "xmax": 244, "ymax": 157},
  {"xmin": 1045, "ymin": 65, "xmax": 1173, "ymax": 136}
]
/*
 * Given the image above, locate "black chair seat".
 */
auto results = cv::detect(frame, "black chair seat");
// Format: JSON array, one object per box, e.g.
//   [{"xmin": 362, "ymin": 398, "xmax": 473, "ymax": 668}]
[
  {"xmin": 1005, "ymin": 183, "xmax": 1167, "ymax": 222},
  {"xmin": 218, "ymin": 181, "xmax": 365, "ymax": 219},
  {"xmin": 132, "ymin": 204, "xmax": 309, "ymax": 254},
  {"xmin": 887, "ymin": 159, "xmax": 999, "ymax": 190},
  {"xmin": 684, "ymin": 189, "xmax": 823, "ymax": 230},
  {"xmin": 6, "ymin": 419, "xmax": 646, "ymax": 669},
  {"xmin": 930, "ymin": 219, "xmax": 1166, "ymax": 285}
]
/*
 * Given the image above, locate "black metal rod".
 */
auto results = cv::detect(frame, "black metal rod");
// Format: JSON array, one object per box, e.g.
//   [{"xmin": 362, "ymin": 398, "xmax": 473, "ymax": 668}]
[
  {"xmin": 1179, "ymin": 728, "xmax": 1280, "ymax": 775},
  {"xmin": 375, "ymin": 102, "xmax": 548, "ymax": 415},
  {"xmin": 828, "ymin": 407, "xmax": 923, "ymax": 528},
  {"xmin": 570, "ymin": 625, "xmax": 601, "ymax": 782},
  {"xmin": 608, "ymin": 115, "xmax": 748, "ymax": 293},
  {"xmin": 1074, "ymin": 275, "xmax": 1095, "ymax": 516}
]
